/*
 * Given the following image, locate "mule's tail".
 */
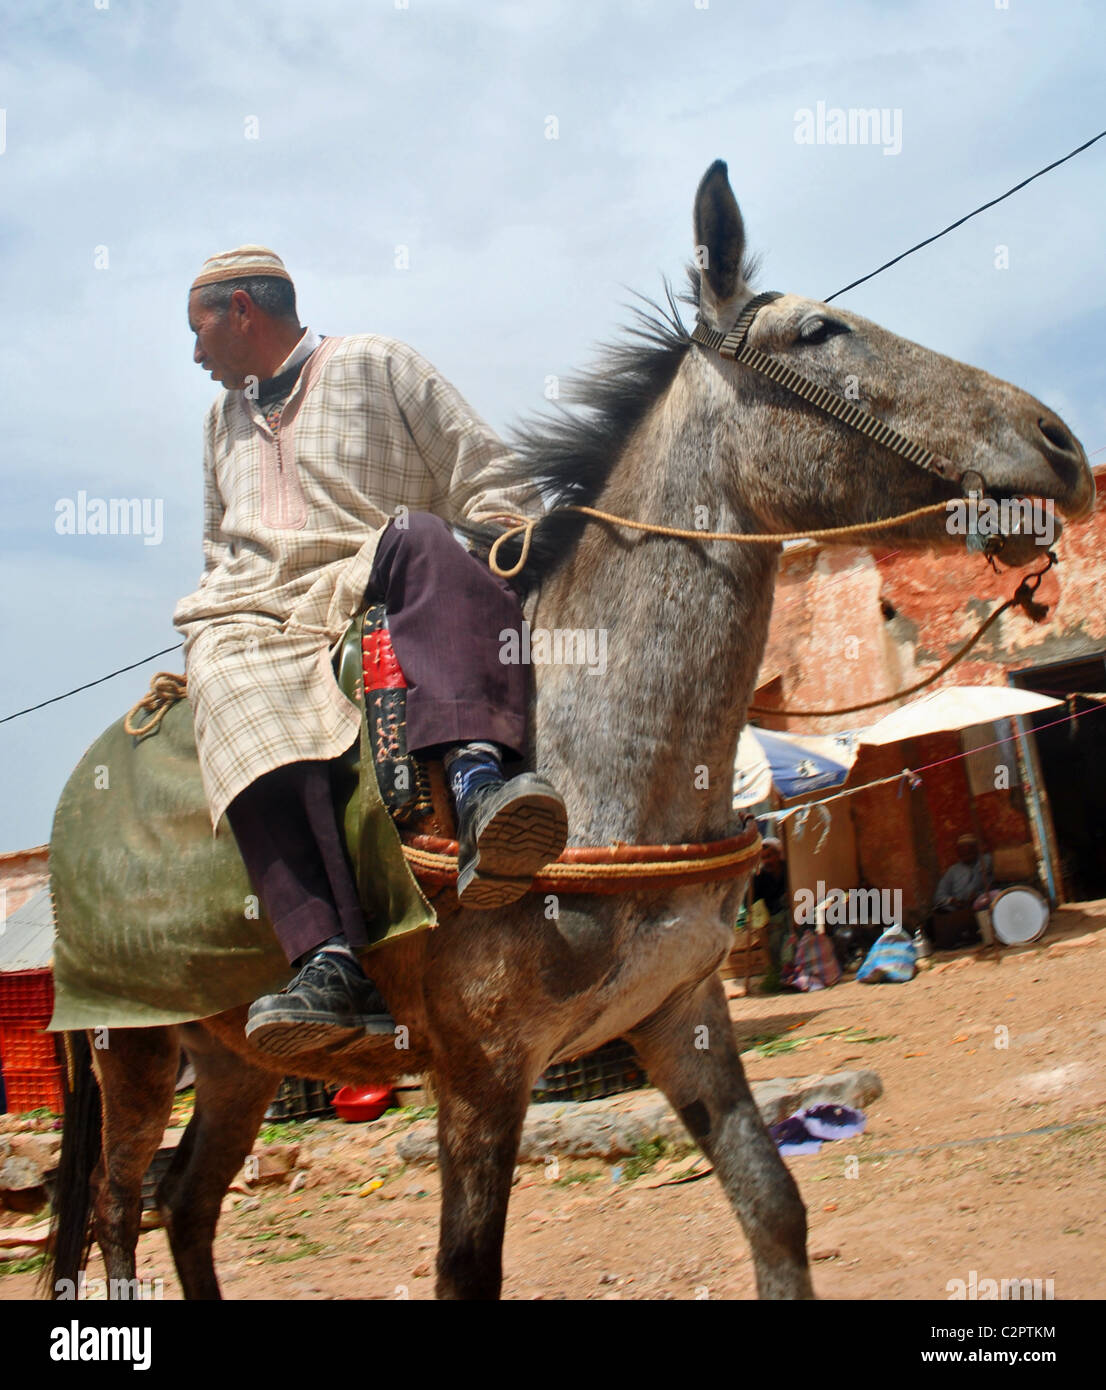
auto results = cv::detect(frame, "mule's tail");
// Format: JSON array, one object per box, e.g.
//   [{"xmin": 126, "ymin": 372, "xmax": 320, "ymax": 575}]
[{"xmin": 40, "ymin": 1031, "xmax": 101, "ymax": 1299}]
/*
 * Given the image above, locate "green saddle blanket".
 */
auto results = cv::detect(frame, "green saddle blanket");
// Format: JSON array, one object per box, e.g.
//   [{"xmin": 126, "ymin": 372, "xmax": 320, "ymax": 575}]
[{"xmin": 48, "ymin": 633, "xmax": 437, "ymax": 1032}]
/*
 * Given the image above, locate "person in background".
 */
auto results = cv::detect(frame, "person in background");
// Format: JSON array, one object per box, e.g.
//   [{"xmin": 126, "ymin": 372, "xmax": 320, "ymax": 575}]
[
  {"xmin": 751, "ymin": 836, "xmax": 792, "ymax": 978},
  {"xmin": 752, "ymin": 837, "xmax": 788, "ymax": 915},
  {"xmin": 929, "ymin": 833, "xmax": 999, "ymax": 949}
]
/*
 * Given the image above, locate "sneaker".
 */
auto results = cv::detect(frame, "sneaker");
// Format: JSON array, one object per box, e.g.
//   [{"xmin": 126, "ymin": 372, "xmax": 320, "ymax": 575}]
[
  {"xmin": 455, "ymin": 772, "xmax": 568, "ymax": 909},
  {"xmin": 245, "ymin": 947, "xmax": 395, "ymax": 1059}
]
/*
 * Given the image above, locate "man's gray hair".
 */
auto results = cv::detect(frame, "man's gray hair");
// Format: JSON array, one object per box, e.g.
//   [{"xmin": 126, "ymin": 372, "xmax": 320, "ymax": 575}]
[{"xmin": 194, "ymin": 275, "xmax": 298, "ymax": 322}]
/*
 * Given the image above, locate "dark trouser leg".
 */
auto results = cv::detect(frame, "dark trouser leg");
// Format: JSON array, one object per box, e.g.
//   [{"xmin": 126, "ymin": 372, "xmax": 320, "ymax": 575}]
[
  {"xmin": 367, "ymin": 512, "xmax": 529, "ymax": 759},
  {"xmin": 225, "ymin": 753, "xmax": 370, "ymax": 966},
  {"xmin": 368, "ymin": 513, "xmax": 566, "ymax": 910}
]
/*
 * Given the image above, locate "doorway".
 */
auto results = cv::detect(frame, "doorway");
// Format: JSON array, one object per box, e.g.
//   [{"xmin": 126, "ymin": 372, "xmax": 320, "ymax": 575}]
[{"xmin": 1012, "ymin": 652, "xmax": 1106, "ymax": 902}]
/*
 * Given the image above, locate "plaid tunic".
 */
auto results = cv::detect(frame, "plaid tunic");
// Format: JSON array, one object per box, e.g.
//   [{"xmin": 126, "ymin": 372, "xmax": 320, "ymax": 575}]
[{"xmin": 172, "ymin": 333, "xmax": 537, "ymax": 835}]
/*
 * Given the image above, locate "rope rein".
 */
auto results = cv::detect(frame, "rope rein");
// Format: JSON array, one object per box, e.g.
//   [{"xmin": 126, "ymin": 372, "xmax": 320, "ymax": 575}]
[
  {"xmin": 487, "ymin": 499, "xmax": 952, "ymax": 579},
  {"xmin": 749, "ymin": 555, "xmax": 1054, "ymax": 717},
  {"xmin": 488, "ymin": 504, "xmax": 1055, "ymax": 718}
]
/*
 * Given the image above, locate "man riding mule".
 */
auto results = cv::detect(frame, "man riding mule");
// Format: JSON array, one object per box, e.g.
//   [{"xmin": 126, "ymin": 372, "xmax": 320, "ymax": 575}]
[
  {"xmin": 178, "ymin": 245, "xmax": 568, "ymax": 1057},
  {"xmin": 46, "ymin": 162, "xmax": 1093, "ymax": 1301}
]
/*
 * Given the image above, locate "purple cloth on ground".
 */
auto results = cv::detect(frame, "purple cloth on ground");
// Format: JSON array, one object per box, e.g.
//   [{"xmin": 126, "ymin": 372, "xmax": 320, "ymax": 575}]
[
  {"xmin": 769, "ymin": 1115, "xmax": 823, "ymax": 1155},
  {"xmin": 799, "ymin": 1103, "xmax": 866, "ymax": 1140},
  {"xmin": 770, "ymin": 1103, "xmax": 867, "ymax": 1154}
]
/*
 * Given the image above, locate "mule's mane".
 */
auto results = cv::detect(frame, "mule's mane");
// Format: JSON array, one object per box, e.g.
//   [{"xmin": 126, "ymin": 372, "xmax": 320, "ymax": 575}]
[{"xmin": 462, "ymin": 264, "xmax": 749, "ymax": 594}]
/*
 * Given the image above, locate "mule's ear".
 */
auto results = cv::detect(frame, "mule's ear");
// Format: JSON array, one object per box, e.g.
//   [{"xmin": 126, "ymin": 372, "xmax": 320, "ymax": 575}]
[{"xmin": 693, "ymin": 160, "xmax": 747, "ymax": 318}]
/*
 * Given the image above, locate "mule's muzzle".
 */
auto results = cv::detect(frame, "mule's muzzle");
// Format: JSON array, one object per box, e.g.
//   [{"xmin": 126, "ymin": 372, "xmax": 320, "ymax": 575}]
[{"xmin": 1034, "ymin": 414, "xmax": 1095, "ymax": 521}]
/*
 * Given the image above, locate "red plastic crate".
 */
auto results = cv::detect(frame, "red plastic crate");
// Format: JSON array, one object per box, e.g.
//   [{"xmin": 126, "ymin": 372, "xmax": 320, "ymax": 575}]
[
  {"xmin": 2, "ymin": 1066, "xmax": 65, "ymax": 1114},
  {"xmin": 0, "ymin": 1024, "xmax": 59, "ymax": 1070},
  {"xmin": 0, "ymin": 969, "xmax": 54, "ymax": 1026}
]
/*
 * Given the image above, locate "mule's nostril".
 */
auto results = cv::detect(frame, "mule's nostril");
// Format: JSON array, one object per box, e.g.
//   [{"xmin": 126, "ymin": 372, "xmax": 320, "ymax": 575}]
[{"xmin": 1038, "ymin": 417, "xmax": 1074, "ymax": 453}]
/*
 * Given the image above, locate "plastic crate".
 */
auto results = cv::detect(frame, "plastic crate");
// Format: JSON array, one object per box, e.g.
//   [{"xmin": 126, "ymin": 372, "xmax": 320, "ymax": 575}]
[
  {"xmin": 141, "ymin": 1148, "xmax": 177, "ymax": 1211},
  {"xmin": 0, "ymin": 1024, "xmax": 60, "ymax": 1071},
  {"xmin": 532, "ymin": 1038, "xmax": 648, "ymax": 1104},
  {"xmin": 264, "ymin": 1077, "xmax": 339, "ymax": 1122},
  {"xmin": 2, "ymin": 1065, "xmax": 65, "ymax": 1114},
  {"xmin": 0, "ymin": 969, "xmax": 54, "ymax": 1026}
]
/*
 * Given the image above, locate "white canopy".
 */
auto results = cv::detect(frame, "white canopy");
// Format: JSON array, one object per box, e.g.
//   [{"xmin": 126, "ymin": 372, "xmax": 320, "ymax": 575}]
[{"xmin": 857, "ymin": 685, "xmax": 1062, "ymax": 747}]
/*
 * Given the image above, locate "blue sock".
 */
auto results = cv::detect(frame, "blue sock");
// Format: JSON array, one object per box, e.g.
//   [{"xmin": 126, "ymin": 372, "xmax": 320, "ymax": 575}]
[{"xmin": 446, "ymin": 744, "xmax": 504, "ymax": 809}]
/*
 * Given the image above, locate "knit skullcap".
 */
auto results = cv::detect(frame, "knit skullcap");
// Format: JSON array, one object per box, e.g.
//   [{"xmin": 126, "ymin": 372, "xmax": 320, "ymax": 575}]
[{"xmin": 190, "ymin": 245, "xmax": 292, "ymax": 291}]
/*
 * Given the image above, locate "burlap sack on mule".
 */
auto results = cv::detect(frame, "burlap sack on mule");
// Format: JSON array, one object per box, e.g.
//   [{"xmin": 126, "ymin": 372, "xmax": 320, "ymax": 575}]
[{"xmin": 48, "ymin": 689, "xmax": 436, "ymax": 1032}]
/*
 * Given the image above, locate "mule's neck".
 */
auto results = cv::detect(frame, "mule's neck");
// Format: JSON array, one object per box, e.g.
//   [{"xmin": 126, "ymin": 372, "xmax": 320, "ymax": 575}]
[{"xmin": 529, "ymin": 358, "xmax": 780, "ymax": 847}]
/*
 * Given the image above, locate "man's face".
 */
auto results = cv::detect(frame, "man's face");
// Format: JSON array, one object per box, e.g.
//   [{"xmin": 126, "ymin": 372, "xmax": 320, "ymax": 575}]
[
  {"xmin": 188, "ymin": 289, "xmax": 254, "ymax": 390},
  {"xmin": 760, "ymin": 844, "xmax": 783, "ymax": 873},
  {"xmin": 958, "ymin": 842, "xmax": 978, "ymax": 865}
]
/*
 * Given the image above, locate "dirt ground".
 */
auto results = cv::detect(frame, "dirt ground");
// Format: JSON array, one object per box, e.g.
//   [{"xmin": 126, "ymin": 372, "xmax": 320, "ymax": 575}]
[{"xmin": 3, "ymin": 903, "xmax": 1104, "ymax": 1302}]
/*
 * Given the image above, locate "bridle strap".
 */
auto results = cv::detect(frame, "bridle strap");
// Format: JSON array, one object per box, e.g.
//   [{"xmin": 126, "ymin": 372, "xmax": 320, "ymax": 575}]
[{"xmin": 691, "ymin": 291, "xmax": 955, "ymax": 483}]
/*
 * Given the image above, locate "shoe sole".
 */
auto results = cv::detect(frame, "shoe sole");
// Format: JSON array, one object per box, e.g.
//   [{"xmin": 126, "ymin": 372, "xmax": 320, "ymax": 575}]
[
  {"xmin": 457, "ymin": 791, "xmax": 568, "ymax": 910},
  {"xmin": 245, "ymin": 1011, "xmax": 396, "ymax": 1060}
]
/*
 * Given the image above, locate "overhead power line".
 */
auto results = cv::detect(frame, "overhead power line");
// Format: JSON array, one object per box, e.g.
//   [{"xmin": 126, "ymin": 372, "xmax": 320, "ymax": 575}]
[
  {"xmin": 0, "ymin": 644, "xmax": 183, "ymax": 726},
  {"xmin": 825, "ymin": 129, "xmax": 1106, "ymax": 302},
  {"xmin": 3, "ymin": 130, "xmax": 1104, "ymax": 728}
]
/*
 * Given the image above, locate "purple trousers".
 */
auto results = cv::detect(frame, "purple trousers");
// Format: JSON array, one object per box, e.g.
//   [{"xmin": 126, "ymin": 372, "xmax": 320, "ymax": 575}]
[{"xmin": 226, "ymin": 513, "xmax": 528, "ymax": 965}]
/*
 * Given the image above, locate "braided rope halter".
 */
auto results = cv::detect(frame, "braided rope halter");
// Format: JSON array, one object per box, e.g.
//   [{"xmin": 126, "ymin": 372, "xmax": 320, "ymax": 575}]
[{"xmin": 690, "ymin": 291, "xmax": 959, "ymax": 479}]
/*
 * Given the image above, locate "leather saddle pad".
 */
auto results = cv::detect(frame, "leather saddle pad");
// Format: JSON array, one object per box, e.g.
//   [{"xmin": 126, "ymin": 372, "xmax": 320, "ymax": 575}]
[{"xmin": 334, "ymin": 603, "xmax": 455, "ymax": 840}]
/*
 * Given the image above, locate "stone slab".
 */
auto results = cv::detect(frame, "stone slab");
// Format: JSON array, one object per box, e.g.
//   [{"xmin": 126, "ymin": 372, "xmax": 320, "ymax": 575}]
[{"xmin": 396, "ymin": 1069, "xmax": 882, "ymax": 1165}]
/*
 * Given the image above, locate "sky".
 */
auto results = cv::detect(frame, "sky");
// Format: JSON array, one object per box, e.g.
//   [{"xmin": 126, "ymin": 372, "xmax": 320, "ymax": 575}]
[{"xmin": 1, "ymin": 0, "xmax": 1104, "ymax": 853}]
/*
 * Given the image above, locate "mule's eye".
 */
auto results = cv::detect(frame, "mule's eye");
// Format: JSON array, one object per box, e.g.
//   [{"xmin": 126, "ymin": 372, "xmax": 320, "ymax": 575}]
[{"xmin": 798, "ymin": 317, "xmax": 849, "ymax": 345}]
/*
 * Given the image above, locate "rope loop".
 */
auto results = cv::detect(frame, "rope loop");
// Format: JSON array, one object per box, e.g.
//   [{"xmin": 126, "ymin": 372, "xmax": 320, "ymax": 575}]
[
  {"xmin": 123, "ymin": 671, "xmax": 188, "ymax": 738},
  {"xmin": 483, "ymin": 508, "xmax": 1058, "ymax": 718},
  {"xmin": 488, "ymin": 518, "xmax": 537, "ymax": 578},
  {"xmin": 486, "ymin": 499, "xmax": 953, "ymax": 577}
]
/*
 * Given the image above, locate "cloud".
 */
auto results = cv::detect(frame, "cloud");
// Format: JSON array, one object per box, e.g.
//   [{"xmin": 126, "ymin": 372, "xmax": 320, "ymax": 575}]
[{"xmin": 0, "ymin": 0, "xmax": 1102, "ymax": 849}]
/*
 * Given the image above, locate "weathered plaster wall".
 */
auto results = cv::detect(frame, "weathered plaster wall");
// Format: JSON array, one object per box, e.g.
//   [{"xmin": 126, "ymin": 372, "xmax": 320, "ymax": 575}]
[
  {"xmin": 755, "ymin": 473, "xmax": 1106, "ymax": 912},
  {"xmin": 761, "ymin": 475, "xmax": 1106, "ymax": 728}
]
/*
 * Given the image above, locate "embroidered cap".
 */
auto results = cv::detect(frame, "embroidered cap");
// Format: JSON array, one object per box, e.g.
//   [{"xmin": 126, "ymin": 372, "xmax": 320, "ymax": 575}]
[{"xmin": 190, "ymin": 245, "xmax": 293, "ymax": 291}]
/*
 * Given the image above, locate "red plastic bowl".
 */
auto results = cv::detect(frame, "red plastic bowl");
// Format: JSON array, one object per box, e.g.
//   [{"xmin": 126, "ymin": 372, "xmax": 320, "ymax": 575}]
[{"xmin": 332, "ymin": 1084, "xmax": 394, "ymax": 1123}]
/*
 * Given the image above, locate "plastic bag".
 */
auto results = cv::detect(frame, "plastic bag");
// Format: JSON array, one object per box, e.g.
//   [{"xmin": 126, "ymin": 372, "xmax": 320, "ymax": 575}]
[{"xmin": 856, "ymin": 924, "xmax": 916, "ymax": 984}]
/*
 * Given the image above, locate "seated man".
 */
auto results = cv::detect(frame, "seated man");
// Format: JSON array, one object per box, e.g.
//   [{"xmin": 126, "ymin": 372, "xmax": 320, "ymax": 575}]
[
  {"xmin": 175, "ymin": 245, "xmax": 567, "ymax": 1057},
  {"xmin": 928, "ymin": 833, "xmax": 999, "ymax": 949},
  {"xmin": 752, "ymin": 836, "xmax": 788, "ymax": 916}
]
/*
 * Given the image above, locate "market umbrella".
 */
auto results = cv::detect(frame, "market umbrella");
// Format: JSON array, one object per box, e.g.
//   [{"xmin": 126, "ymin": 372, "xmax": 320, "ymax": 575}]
[
  {"xmin": 733, "ymin": 726, "xmax": 859, "ymax": 807},
  {"xmin": 857, "ymin": 685, "xmax": 1062, "ymax": 747}
]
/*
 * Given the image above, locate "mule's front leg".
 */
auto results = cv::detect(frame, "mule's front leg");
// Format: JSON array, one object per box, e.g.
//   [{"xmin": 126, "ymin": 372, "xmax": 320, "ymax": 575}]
[
  {"xmin": 627, "ymin": 975, "xmax": 814, "ymax": 1299},
  {"xmin": 433, "ymin": 1071, "xmax": 530, "ymax": 1300}
]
